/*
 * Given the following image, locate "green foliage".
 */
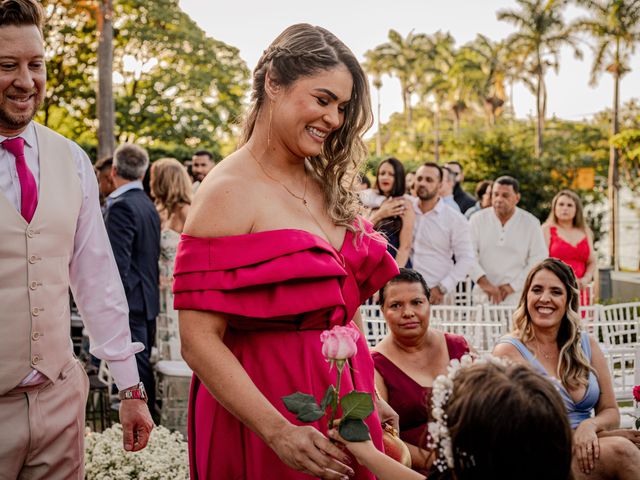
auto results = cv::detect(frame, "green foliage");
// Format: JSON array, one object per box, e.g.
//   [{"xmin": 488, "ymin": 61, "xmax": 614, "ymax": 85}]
[
  {"xmin": 369, "ymin": 109, "xmax": 610, "ymax": 240},
  {"xmin": 39, "ymin": 0, "xmax": 249, "ymax": 159}
]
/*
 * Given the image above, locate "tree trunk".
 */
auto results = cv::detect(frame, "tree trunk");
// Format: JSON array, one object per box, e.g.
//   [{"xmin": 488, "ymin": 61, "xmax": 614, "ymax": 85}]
[
  {"xmin": 609, "ymin": 71, "xmax": 620, "ymax": 269},
  {"xmin": 433, "ymin": 104, "xmax": 440, "ymax": 162},
  {"xmin": 535, "ymin": 69, "xmax": 544, "ymax": 158},
  {"xmin": 96, "ymin": 0, "xmax": 115, "ymax": 159},
  {"xmin": 376, "ymin": 85, "xmax": 382, "ymax": 157}
]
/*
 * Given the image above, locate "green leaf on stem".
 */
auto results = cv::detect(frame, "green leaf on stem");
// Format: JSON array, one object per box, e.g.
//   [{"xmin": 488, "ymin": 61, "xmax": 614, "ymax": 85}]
[
  {"xmin": 297, "ymin": 402, "xmax": 325, "ymax": 422},
  {"xmin": 340, "ymin": 391, "xmax": 374, "ymax": 420},
  {"xmin": 339, "ymin": 418, "xmax": 371, "ymax": 442},
  {"xmin": 282, "ymin": 392, "xmax": 318, "ymax": 415},
  {"xmin": 320, "ymin": 385, "xmax": 336, "ymax": 412}
]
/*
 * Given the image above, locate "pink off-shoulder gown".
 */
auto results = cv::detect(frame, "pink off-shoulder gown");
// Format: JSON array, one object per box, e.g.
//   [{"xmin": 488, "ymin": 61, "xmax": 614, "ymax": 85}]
[{"xmin": 173, "ymin": 220, "xmax": 399, "ymax": 479}]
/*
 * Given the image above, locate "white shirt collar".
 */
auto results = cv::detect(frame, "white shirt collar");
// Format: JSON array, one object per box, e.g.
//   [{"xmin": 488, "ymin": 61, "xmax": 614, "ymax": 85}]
[{"xmin": 0, "ymin": 121, "xmax": 36, "ymax": 148}]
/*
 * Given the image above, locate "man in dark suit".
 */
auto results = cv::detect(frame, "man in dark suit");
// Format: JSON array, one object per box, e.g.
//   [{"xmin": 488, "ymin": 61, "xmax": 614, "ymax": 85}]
[
  {"xmin": 445, "ymin": 161, "xmax": 476, "ymax": 214},
  {"xmin": 105, "ymin": 143, "xmax": 160, "ymax": 413}
]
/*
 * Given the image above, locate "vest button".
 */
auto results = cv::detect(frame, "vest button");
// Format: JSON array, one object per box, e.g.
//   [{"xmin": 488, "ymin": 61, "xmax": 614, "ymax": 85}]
[
  {"xmin": 27, "ymin": 229, "xmax": 34, "ymax": 238},
  {"xmin": 28, "ymin": 255, "xmax": 40, "ymax": 264},
  {"xmin": 32, "ymin": 332, "xmax": 41, "ymax": 341},
  {"xmin": 32, "ymin": 355, "xmax": 40, "ymax": 365},
  {"xmin": 29, "ymin": 281, "xmax": 38, "ymax": 290},
  {"xmin": 31, "ymin": 307, "xmax": 40, "ymax": 316}
]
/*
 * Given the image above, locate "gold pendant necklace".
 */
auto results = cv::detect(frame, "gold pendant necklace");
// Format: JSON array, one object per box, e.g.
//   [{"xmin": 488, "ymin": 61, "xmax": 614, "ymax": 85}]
[
  {"xmin": 248, "ymin": 146, "xmax": 308, "ymax": 205},
  {"xmin": 535, "ymin": 338, "xmax": 553, "ymax": 360},
  {"xmin": 247, "ymin": 146, "xmax": 333, "ymax": 244}
]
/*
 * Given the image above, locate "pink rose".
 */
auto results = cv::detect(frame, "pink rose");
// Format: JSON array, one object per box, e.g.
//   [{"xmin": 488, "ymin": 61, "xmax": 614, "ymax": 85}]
[
  {"xmin": 320, "ymin": 325, "xmax": 359, "ymax": 360},
  {"xmin": 633, "ymin": 385, "xmax": 640, "ymax": 403}
]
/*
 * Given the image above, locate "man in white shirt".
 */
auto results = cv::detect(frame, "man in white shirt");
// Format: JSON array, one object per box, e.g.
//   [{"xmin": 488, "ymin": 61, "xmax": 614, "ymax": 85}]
[
  {"xmin": 469, "ymin": 176, "xmax": 548, "ymax": 305},
  {"xmin": 0, "ymin": 3, "xmax": 152, "ymax": 478},
  {"xmin": 411, "ymin": 163, "xmax": 475, "ymax": 304},
  {"xmin": 191, "ymin": 149, "xmax": 215, "ymax": 192}
]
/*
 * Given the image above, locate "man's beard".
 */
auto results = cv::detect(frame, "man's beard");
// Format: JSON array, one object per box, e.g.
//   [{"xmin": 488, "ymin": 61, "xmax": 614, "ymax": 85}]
[
  {"xmin": 0, "ymin": 99, "xmax": 40, "ymax": 132},
  {"xmin": 417, "ymin": 188, "xmax": 438, "ymax": 201}
]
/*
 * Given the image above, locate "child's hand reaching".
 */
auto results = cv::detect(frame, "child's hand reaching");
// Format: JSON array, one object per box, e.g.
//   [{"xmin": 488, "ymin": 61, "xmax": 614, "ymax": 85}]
[{"xmin": 328, "ymin": 426, "xmax": 426, "ymax": 480}]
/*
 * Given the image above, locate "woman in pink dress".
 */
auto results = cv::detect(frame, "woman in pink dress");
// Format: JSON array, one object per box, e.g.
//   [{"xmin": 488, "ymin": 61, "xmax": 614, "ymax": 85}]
[
  {"xmin": 542, "ymin": 189, "xmax": 596, "ymax": 305},
  {"xmin": 173, "ymin": 24, "xmax": 399, "ymax": 479}
]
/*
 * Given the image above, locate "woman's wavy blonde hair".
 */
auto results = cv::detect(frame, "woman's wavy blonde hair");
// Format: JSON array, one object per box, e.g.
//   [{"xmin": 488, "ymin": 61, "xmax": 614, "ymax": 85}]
[
  {"xmin": 239, "ymin": 23, "xmax": 372, "ymax": 232},
  {"xmin": 511, "ymin": 258, "xmax": 594, "ymax": 390},
  {"xmin": 150, "ymin": 158, "xmax": 192, "ymax": 217}
]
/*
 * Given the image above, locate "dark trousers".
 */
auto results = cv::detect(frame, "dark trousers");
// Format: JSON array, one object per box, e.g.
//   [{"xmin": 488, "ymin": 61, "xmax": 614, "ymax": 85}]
[{"xmin": 129, "ymin": 312, "xmax": 156, "ymax": 415}]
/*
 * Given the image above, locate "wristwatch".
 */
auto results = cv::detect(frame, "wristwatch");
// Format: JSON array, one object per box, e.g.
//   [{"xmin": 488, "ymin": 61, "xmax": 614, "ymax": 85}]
[{"xmin": 118, "ymin": 382, "xmax": 148, "ymax": 402}]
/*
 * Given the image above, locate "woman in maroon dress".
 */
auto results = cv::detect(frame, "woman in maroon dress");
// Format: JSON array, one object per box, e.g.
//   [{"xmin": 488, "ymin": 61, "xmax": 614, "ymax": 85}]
[
  {"xmin": 174, "ymin": 24, "xmax": 399, "ymax": 480},
  {"xmin": 372, "ymin": 269, "xmax": 470, "ymax": 475}
]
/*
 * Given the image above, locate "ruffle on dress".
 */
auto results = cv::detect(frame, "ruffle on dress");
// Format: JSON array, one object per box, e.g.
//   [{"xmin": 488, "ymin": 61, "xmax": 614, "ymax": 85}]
[{"xmin": 173, "ymin": 222, "xmax": 398, "ymax": 330}]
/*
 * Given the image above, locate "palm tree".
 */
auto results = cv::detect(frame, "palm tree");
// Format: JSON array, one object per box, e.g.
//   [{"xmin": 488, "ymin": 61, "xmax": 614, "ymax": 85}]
[
  {"xmin": 363, "ymin": 55, "xmax": 386, "ymax": 157},
  {"xmin": 420, "ymin": 32, "xmax": 482, "ymax": 135},
  {"xmin": 573, "ymin": 0, "xmax": 640, "ymax": 268},
  {"xmin": 464, "ymin": 34, "xmax": 511, "ymax": 126},
  {"xmin": 364, "ymin": 30, "xmax": 430, "ymax": 128},
  {"xmin": 498, "ymin": 0, "xmax": 581, "ymax": 157}
]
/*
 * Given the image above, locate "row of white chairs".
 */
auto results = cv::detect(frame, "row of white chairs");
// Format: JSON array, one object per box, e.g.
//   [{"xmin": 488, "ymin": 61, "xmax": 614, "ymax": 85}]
[
  {"xmin": 442, "ymin": 278, "xmax": 595, "ymax": 307},
  {"xmin": 360, "ymin": 302, "xmax": 640, "ymax": 410},
  {"xmin": 361, "ymin": 302, "xmax": 640, "ymax": 349}
]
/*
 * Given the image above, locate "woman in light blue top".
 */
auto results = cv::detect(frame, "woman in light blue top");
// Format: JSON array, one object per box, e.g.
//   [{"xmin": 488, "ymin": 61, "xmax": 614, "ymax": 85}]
[{"xmin": 493, "ymin": 258, "xmax": 640, "ymax": 480}]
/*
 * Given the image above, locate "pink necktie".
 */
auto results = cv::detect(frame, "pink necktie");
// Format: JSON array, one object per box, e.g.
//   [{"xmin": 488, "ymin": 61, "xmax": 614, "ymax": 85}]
[{"xmin": 2, "ymin": 137, "xmax": 37, "ymax": 222}]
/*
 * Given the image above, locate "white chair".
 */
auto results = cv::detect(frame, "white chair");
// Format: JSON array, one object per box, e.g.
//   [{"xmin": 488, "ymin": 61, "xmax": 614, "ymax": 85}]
[
  {"xmin": 359, "ymin": 304, "xmax": 386, "ymax": 347},
  {"xmin": 431, "ymin": 305, "xmax": 504, "ymax": 353},
  {"xmin": 599, "ymin": 302, "xmax": 640, "ymax": 347},
  {"xmin": 600, "ymin": 344, "xmax": 639, "ymax": 404},
  {"xmin": 444, "ymin": 277, "xmax": 474, "ymax": 306},
  {"xmin": 483, "ymin": 304, "xmax": 516, "ymax": 332},
  {"xmin": 579, "ymin": 304, "xmax": 601, "ymax": 336}
]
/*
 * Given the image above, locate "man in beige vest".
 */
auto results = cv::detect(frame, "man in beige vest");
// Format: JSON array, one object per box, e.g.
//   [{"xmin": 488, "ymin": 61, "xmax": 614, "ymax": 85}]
[{"xmin": 0, "ymin": 2, "xmax": 153, "ymax": 479}]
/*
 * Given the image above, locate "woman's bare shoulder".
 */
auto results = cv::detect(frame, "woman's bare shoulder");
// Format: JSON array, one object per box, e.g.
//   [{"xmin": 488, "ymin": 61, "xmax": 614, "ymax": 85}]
[
  {"xmin": 184, "ymin": 152, "xmax": 258, "ymax": 238},
  {"xmin": 492, "ymin": 337, "xmax": 524, "ymax": 362}
]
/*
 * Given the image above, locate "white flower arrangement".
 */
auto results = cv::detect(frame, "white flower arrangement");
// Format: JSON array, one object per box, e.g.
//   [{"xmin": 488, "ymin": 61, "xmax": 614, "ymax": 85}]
[
  {"xmin": 85, "ymin": 424, "xmax": 189, "ymax": 480},
  {"xmin": 427, "ymin": 353, "xmax": 506, "ymax": 472}
]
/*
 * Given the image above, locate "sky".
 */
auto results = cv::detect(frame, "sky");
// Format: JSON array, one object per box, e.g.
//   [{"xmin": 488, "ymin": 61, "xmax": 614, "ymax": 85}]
[{"xmin": 179, "ymin": 0, "xmax": 640, "ymax": 128}]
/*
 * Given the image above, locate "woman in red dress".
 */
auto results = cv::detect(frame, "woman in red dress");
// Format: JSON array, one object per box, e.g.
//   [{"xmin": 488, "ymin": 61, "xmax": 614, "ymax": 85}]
[
  {"xmin": 174, "ymin": 24, "xmax": 399, "ymax": 479},
  {"xmin": 542, "ymin": 189, "xmax": 596, "ymax": 305}
]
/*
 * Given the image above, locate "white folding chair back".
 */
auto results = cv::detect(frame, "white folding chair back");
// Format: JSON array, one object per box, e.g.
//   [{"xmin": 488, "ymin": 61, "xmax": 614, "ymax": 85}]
[
  {"xmin": 579, "ymin": 305, "xmax": 600, "ymax": 336},
  {"xmin": 599, "ymin": 302, "xmax": 640, "ymax": 347},
  {"xmin": 360, "ymin": 304, "xmax": 386, "ymax": 347},
  {"xmin": 430, "ymin": 305, "xmax": 503, "ymax": 353},
  {"xmin": 444, "ymin": 277, "xmax": 474, "ymax": 306},
  {"xmin": 601, "ymin": 344, "xmax": 639, "ymax": 404},
  {"xmin": 483, "ymin": 305, "xmax": 516, "ymax": 332}
]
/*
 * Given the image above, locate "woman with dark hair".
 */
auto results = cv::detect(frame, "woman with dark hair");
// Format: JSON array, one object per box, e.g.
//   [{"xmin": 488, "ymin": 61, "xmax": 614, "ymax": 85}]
[
  {"xmin": 174, "ymin": 24, "xmax": 399, "ymax": 479},
  {"xmin": 493, "ymin": 258, "xmax": 640, "ymax": 480},
  {"xmin": 542, "ymin": 189, "xmax": 596, "ymax": 304},
  {"xmin": 360, "ymin": 157, "xmax": 415, "ymax": 267},
  {"xmin": 372, "ymin": 269, "xmax": 470, "ymax": 474},
  {"xmin": 330, "ymin": 360, "xmax": 574, "ymax": 480}
]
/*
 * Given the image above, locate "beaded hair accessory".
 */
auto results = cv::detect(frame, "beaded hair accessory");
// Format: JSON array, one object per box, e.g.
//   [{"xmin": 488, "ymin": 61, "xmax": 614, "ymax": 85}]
[{"xmin": 427, "ymin": 353, "xmax": 508, "ymax": 472}]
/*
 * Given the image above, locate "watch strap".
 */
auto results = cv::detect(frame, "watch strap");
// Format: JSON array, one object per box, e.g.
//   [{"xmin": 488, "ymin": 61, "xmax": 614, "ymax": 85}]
[{"xmin": 118, "ymin": 381, "xmax": 148, "ymax": 402}]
